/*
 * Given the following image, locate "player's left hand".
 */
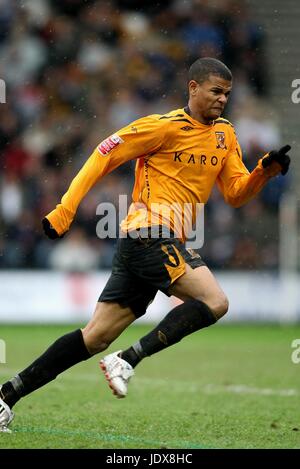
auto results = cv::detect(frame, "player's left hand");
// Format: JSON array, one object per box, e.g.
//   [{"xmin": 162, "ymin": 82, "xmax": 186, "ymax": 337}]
[{"xmin": 262, "ymin": 145, "xmax": 291, "ymax": 175}]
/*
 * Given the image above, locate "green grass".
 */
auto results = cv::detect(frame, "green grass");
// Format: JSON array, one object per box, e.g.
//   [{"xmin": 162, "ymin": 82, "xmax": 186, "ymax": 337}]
[{"xmin": 0, "ymin": 323, "xmax": 300, "ymax": 449}]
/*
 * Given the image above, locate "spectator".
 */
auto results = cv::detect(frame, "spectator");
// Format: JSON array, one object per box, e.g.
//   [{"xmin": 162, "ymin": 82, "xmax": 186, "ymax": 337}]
[
  {"xmin": 0, "ymin": 0, "xmax": 286, "ymax": 271},
  {"xmin": 49, "ymin": 227, "xmax": 100, "ymax": 272}
]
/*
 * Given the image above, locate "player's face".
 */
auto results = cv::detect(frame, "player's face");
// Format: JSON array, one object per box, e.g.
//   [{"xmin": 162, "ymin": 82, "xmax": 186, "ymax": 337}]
[{"xmin": 189, "ymin": 75, "xmax": 232, "ymax": 123}]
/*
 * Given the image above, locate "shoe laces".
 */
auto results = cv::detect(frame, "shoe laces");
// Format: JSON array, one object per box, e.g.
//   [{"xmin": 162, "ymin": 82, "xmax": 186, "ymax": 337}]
[{"xmin": 108, "ymin": 356, "xmax": 134, "ymax": 381}]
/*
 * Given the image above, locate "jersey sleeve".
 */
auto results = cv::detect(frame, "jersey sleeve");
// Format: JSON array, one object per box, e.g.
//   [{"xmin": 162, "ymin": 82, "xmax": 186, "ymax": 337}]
[
  {"xmin": 46, "ymin": 115, "xmax": 167, "ymax": 235},
  {"xmin": 216, "ymin": 128, "xmax": 280, "ymax": 208}
]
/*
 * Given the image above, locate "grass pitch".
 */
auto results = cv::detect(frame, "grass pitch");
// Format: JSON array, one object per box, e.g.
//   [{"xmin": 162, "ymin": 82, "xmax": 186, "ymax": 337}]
[{"xmin": 0, "ymin": 323, "xmax": 300, "ymax": 449}]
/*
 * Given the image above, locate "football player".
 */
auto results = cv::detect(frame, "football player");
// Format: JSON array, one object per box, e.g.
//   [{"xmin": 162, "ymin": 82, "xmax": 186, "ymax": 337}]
[{"xmin": 0, "ymin": 58, "xmax": 291, "ymax": 431}]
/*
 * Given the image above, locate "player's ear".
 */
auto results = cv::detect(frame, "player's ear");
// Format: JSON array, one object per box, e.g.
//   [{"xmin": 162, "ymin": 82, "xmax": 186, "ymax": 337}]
[{"xmin": 189, "ymin": 80, "xmax": 198, "ymax": 96}]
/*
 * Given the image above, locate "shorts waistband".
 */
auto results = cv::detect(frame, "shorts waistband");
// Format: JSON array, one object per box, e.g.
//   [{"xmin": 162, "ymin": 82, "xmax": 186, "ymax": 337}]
[{"xmin": 129, "ymin": 225, "xmax": 176, "ymax": 239}]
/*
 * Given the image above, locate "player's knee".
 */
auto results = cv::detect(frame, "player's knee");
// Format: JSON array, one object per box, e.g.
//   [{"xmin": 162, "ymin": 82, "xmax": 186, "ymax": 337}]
[
  {"xmin": 82, "ymin": 328, "xmax": 111, "ymax": 355},
  {"xmin": 207, "ymin": 294, "xmax": 229, "ymax": 320},
  {"xmin": 214, "ymin": 295, "xmax": 229, "ymax": 320},
  {"xmin": 88, "ymin": 340, "xmax": 110, "ymax": 356}
]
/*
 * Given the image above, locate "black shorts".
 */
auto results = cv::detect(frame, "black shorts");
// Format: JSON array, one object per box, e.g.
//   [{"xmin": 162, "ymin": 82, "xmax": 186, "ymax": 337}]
[{"xmin": 99, "ymin": 226, "xmax": 206, "ymax": 318}]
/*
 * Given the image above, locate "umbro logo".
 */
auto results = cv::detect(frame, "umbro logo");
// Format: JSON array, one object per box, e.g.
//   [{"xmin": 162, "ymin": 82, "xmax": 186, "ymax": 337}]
[{"xmin": 181, "ymin": 126, "xmax": 194, "ymax": 131}]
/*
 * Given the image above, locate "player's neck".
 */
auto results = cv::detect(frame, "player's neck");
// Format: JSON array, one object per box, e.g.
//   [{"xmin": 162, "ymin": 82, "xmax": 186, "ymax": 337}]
[{"xmin": 185, "ymin": 104, "xmax": 213, "ymax": 126}]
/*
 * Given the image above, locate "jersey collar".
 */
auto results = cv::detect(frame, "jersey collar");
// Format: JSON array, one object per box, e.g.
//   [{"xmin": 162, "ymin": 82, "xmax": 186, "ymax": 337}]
[{"xmin": 183, "ymin": 106, "xmax": 215, "ymax": 127}]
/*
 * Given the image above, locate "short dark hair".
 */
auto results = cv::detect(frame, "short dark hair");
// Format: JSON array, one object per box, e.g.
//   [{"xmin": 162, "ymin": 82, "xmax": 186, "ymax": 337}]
[{"xmin": 188, "ymin": 57, "xmax": 232, "ymax": 84}]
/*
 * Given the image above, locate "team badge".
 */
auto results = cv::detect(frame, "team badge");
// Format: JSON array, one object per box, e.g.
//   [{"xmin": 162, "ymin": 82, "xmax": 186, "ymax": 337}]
[
  {"xmin": 215, "ymin": 131, "xmax": 227, "ymax": 149},
  {"xmin": 97, "ymin": 134, "xmax": 124, "ymax": 156}
]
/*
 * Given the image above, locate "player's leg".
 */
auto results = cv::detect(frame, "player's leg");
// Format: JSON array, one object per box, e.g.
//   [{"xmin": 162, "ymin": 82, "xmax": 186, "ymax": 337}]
[
  {"xmin": 168, "ymin": 263, "xmax": 229, "ymax": 319},
  {"xmin": 100, "ymin": 228, "xmax": 228, "ymax": 398},
  {"xmin": 89, "ymin": 234, "xmax": 160, "ymax": 399},
  {"xmin": 0, "ymin": 301, "xmax": 135, "ymax": 431},
  {"xmin": 95, "ymin": 275, "xmax": 158, "ymax": 399},
  {"xmin": 121, "ymin": 263, "xmax": 228, "ymax": 368},
  {"xmin": 82, "ymin": 301, "xmax": 136, "ymax": 355}
]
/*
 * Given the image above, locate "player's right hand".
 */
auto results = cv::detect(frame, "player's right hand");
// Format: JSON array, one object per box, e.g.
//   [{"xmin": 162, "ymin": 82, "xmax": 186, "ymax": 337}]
[
  {"xmin": 42, "ymin": 217, "xmax": 61, "ymax": 239},
  {"xmin": 262, "ymin": 145, "xmax": 291, "ymax": 175},
  {"xmin": 42, "ymin": 205, "xmax": 73, "ymax": 238}
]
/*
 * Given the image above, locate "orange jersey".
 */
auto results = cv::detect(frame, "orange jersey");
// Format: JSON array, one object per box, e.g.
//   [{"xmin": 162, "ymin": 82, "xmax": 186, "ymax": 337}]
[{"xmin": 46, "ymin": 108, "xmax": 277, "ymax": 239}]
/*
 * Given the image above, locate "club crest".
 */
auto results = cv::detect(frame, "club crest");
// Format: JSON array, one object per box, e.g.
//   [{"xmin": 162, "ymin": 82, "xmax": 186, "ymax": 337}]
[{"xmin": 215, "ymin": 131, "xmax": 227, "ymax": 149}]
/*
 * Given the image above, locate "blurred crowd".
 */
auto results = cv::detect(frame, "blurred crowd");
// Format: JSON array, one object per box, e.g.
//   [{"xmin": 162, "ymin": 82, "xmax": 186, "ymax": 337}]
[{"xmin": 0, "ymin": 0, "xmax": 289, "ymax": 271}]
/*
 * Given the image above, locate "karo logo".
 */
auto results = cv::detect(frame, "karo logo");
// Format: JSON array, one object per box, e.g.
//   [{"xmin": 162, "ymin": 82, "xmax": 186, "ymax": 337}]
[{"xmin": 97, "ymin": 134, "xmax": 124, "ymax": 156}]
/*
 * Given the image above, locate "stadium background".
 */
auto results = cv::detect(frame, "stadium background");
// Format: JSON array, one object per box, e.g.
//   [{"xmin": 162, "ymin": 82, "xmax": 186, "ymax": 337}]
[
  {"xmin": 0, "ymin": 0, "xmax": 299, "ymax": 322},
  {"xmin": 0, "ymin": 0, "xmax": 300, "ymax": 451}
]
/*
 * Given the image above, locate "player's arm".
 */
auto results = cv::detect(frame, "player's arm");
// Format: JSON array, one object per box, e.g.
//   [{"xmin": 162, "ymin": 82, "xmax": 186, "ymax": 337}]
[
  {"xmin": 43, "ymin": 116, "xmax": 167, "ymax": 238},
  {"xmin": 217, "ymin": 132, "xmax": 291, "ymax": 208}
]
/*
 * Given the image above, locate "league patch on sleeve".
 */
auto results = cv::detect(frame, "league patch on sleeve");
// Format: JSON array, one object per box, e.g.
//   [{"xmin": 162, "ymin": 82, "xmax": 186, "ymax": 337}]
[{"xmin": 97, "ymin": 134, "xmax": 124, "ymax": 156}]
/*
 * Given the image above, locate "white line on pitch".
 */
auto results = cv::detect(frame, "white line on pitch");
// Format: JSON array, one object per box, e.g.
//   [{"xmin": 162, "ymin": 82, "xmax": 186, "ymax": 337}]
[{"xmin": 0, "ymin": 368, "xmax": 298, "ymax": 397}]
